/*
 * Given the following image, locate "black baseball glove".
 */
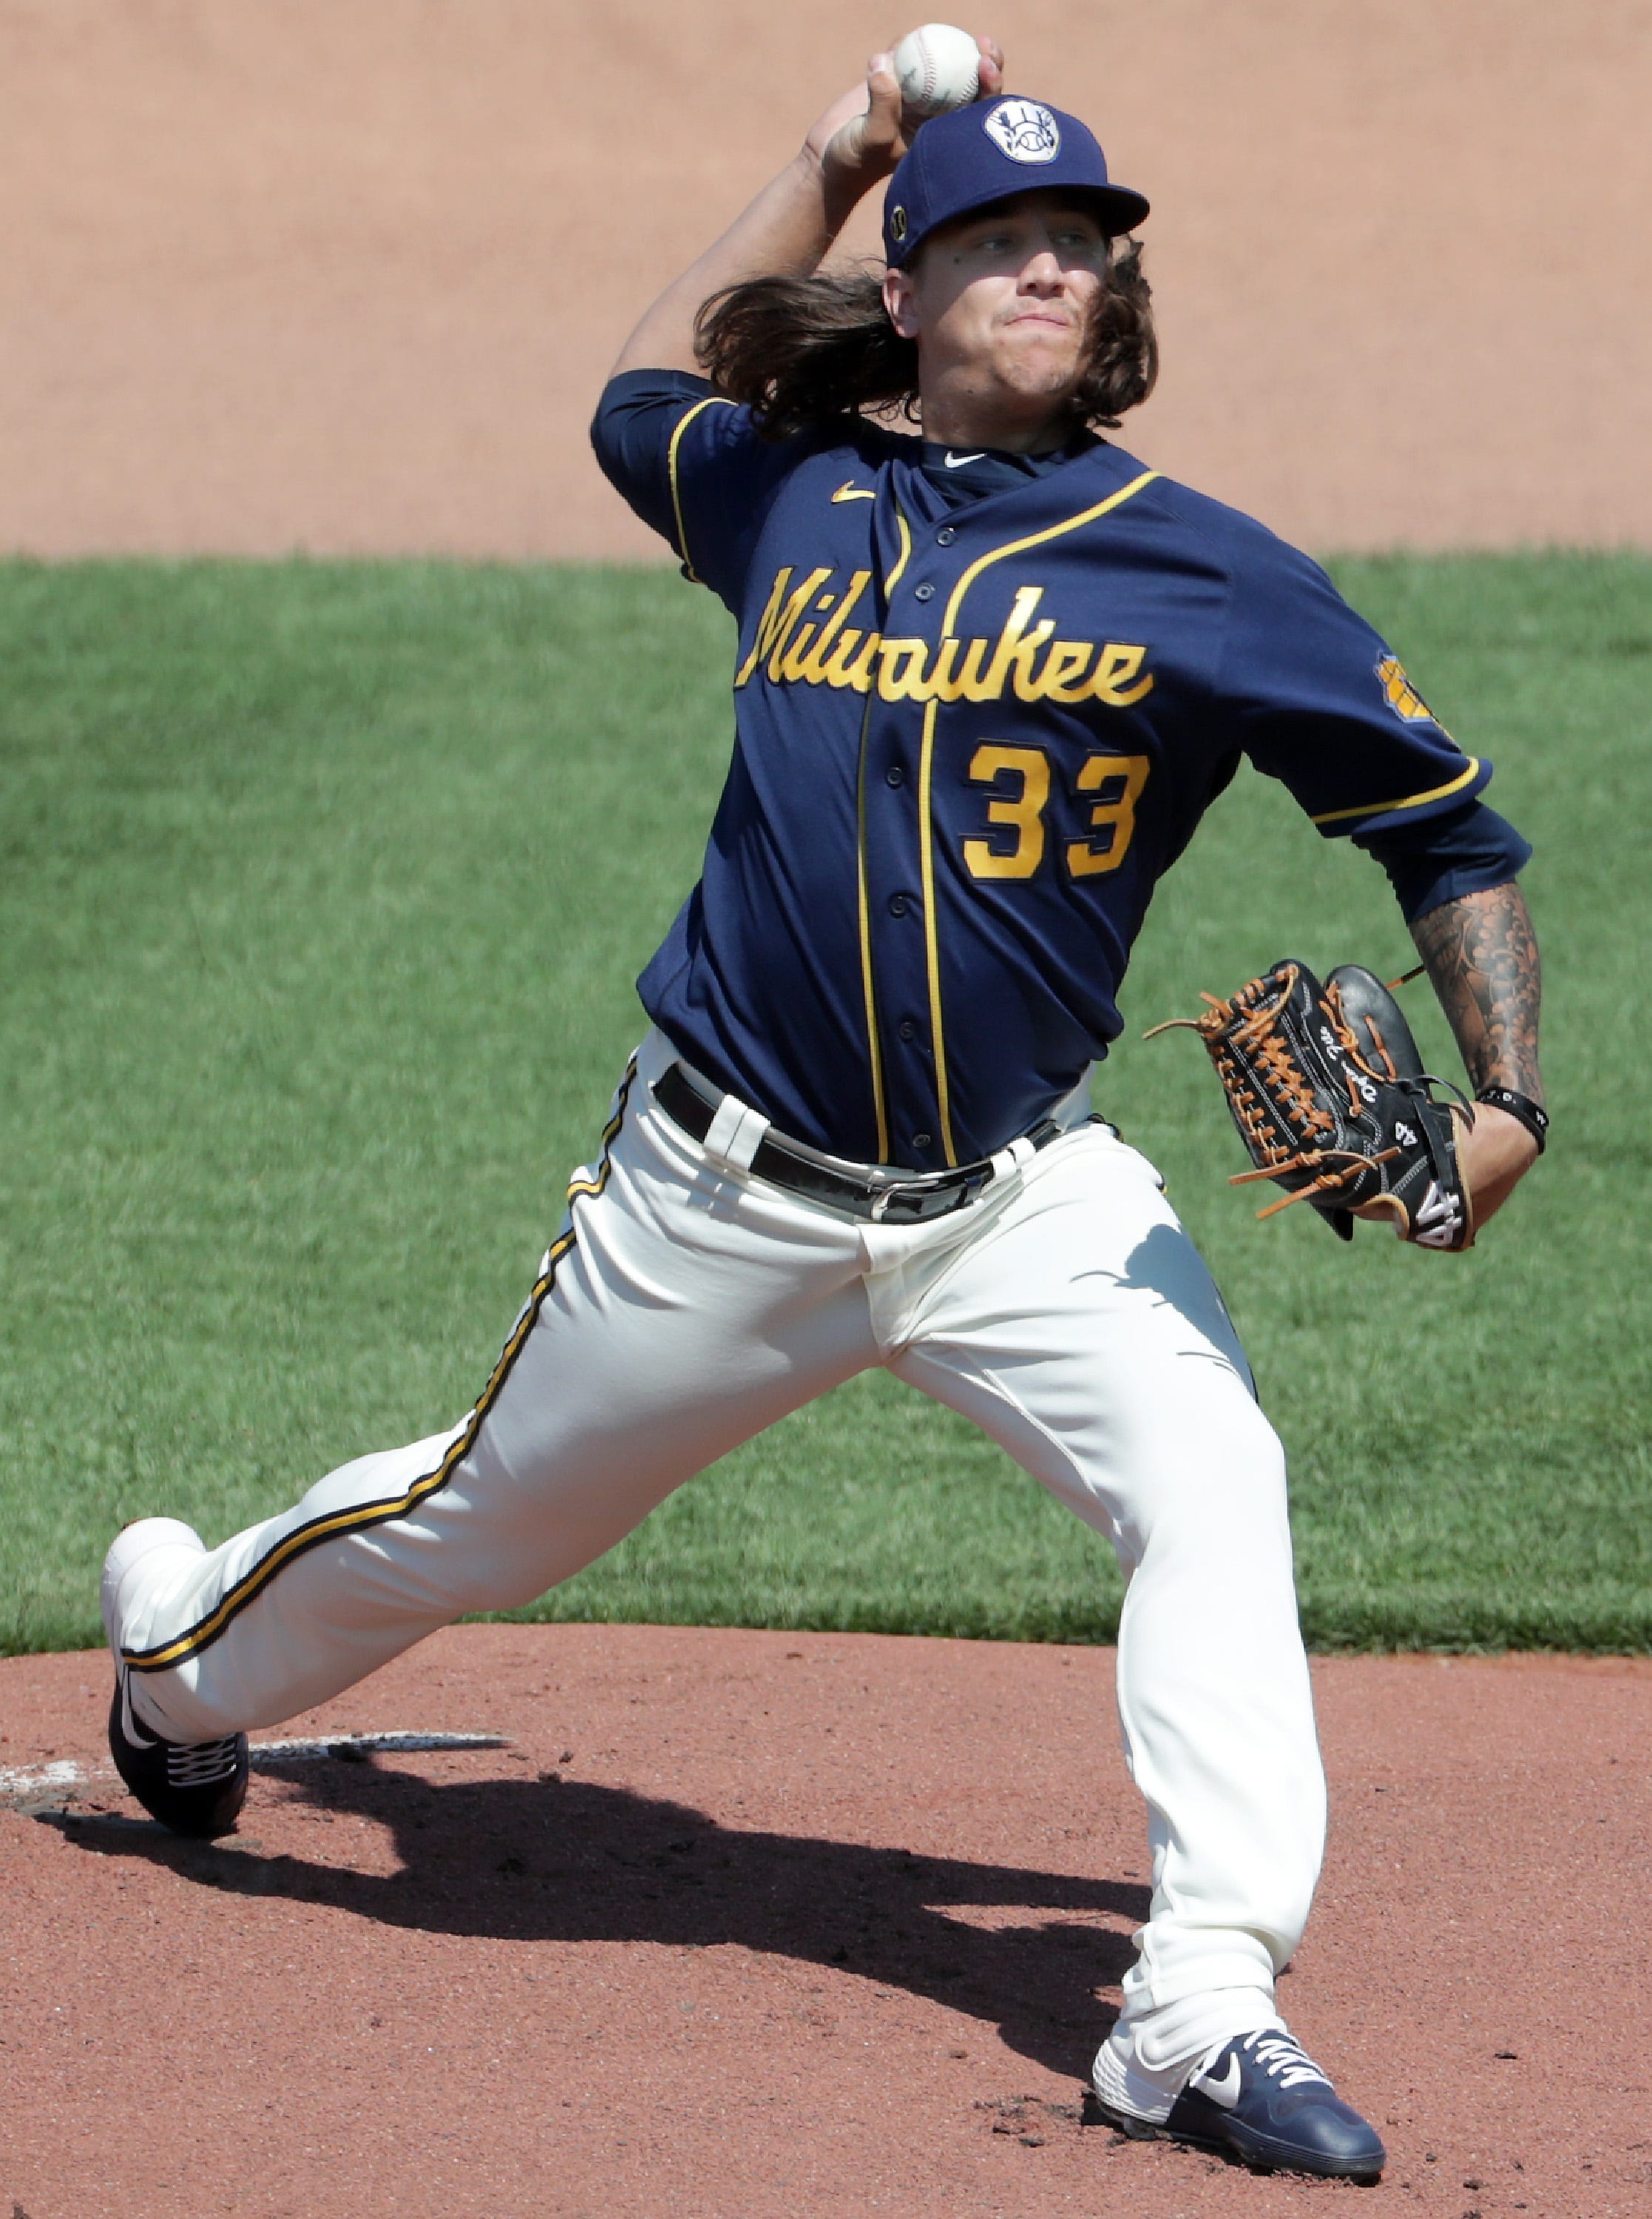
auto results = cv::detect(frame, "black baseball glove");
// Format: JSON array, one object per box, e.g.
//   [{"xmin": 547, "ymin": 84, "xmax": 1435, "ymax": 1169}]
[{"xmin": 1149, "ymin": 957, "xmax": 1475, "ymax": 1249}]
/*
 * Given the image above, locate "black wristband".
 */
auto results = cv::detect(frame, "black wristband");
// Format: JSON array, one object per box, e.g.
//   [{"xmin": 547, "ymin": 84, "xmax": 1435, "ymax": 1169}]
[{"xmin": 1475, "ymin": 1087, "xmax": 1548, "ymax": 1155}]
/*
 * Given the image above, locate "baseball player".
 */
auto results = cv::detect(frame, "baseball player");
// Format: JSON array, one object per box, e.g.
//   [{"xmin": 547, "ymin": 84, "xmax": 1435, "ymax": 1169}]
[{"xmin": 101, "ymin": 41, "xmax": 1546, "ymax": 2184}]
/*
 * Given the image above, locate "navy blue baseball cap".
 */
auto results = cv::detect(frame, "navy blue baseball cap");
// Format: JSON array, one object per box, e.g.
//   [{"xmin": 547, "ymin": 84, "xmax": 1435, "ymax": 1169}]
[{"xmin": 882, "ymin": 96, "xmax": 1149, "ymax": 268}]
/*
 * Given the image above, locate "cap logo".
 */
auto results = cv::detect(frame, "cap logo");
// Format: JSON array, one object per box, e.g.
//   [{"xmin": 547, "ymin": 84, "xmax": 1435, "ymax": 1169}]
[
  {"xmin": 889, "ymin": 205, "xmax": 908, "ymax": 243},
  {"xmin": 983, "ymin": 98, "xmax": 1060, "ymax": 164}
]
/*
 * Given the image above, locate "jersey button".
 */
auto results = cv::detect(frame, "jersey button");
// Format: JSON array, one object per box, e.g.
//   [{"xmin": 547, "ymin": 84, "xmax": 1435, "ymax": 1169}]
[
  {"xmin": 898, "ymin": 1019, "xmax": 918, "ymax": 1041},
  {"xmin": 888, "ymin": 894, "xmax": 909, "ymax": 917},
  {"xmin": 885, "ymin": 765, "xmax": 904, "ymax": 787},
  {"xmin": 936, "ymin": 527, "xmax": 956, "ymax": 547},
  {"xmin": 913, "ymin": 583, "xmax": 935, "ymax": 601},
  {"xmin": 912, "ymin": 1132, "xmax": 933, "ymax": 1149}
]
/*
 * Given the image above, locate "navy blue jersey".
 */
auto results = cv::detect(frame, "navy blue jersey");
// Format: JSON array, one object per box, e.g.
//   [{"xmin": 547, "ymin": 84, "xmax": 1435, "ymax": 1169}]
[{"xmin": 592, "ymin": 371, "xmax": 1529, "ymax": 1171}]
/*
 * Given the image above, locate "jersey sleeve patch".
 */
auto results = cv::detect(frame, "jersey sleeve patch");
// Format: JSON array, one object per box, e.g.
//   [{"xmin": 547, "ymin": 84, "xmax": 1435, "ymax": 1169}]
[{"xmin": 1375, "ymin": 653, "xmax": 1448, "ymax": 733}]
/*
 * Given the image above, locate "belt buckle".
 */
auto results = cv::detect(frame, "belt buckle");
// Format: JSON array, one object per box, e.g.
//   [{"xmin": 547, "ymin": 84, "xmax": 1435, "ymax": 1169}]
[{"xmin": 873, "ymin": 1167, "xmax": 986, "ymax": 1226}]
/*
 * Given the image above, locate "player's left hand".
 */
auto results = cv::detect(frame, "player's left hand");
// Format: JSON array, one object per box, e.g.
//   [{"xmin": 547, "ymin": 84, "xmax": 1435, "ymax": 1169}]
[
  {"xmin": 1448, "ymin": 1099, "xmax": 1540, "ymax": 1231},
  {"xmin": 805, "ymin": 36, "xmax": 1003, "ymax": 217}
]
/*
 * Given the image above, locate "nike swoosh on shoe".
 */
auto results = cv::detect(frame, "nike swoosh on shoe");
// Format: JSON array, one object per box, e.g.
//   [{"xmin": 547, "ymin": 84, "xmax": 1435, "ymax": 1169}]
[{"xmin": 1190, "ymin": 2052, "xmax": 1242, "ymax": 2109}]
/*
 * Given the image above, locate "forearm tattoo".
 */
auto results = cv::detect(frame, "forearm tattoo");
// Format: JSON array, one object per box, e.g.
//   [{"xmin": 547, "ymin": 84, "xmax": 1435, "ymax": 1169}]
[{"xmin": 1410, "ymin": 882, "xmax": 1544, "ymax": 1102}]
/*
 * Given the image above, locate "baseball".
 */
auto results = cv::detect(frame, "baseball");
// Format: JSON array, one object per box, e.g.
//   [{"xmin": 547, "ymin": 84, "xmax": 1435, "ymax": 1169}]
[{"xmin": 893, "ymin": 23, "xmax": 981, "ymax": 117}]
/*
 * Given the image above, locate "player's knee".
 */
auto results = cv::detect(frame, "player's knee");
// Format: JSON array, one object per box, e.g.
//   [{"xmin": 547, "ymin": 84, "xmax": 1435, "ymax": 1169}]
[
  {"xmin": 1130, "ymin": 1396, "xmax": 1288, "ymax": 1545},
  {"xmin": 1224, "ymin": 1398, "xmax": 1290, "ymax": 1508}
]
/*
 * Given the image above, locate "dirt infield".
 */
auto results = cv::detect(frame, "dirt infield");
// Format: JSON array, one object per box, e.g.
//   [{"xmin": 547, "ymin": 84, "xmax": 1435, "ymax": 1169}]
[
  {"xmin": 1, "ymin": 1, "xmax": 1647, "ymax": 559},
  {"xmin": 2, "ymin": 1626, "xmax": 1646, "ymax": 2218}
]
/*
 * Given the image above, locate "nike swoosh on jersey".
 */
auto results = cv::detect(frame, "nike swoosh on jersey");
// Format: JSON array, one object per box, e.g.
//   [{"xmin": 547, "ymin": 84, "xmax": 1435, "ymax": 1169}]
[
  {"xmin": 944, "ymin": 451, "xmax": 986, "ymax": 467},
  {"xmin": 1191, "ymin": 2053, "xmax": 1244, "ymax": 2109},
  {"xmin": 831, "ymin": 482, "xmax": 876, "ymax": 503}
]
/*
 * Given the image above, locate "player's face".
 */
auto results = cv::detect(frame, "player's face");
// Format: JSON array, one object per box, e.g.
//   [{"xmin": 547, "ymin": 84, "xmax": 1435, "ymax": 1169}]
[{"xmin": 882, "ymin": 191, "xmax": 1111, "ymax": 451}]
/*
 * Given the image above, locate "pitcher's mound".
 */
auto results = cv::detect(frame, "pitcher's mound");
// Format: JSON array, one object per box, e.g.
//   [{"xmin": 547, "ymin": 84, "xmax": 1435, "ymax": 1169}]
[{"xmin": 2, "ymin": 1624, "xmax": 1645, "ymax": 2215}]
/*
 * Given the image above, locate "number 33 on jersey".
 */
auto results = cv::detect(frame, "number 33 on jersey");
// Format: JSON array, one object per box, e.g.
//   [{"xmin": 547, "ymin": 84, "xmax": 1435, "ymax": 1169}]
[
  {"xmin": 593, "ymin": 371, "xmax": 1499, "ymax": 1175},
  {"xmin": 738, "ymin": 551, "xmax": 1154, "ymax": 882}
]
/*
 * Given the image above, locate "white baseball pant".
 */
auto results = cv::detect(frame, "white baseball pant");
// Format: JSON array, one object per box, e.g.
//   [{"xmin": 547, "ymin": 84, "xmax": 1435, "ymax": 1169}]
[{"xmin": 118, "ymin": 1026, "xmax": 1326, "ymax": 2038}]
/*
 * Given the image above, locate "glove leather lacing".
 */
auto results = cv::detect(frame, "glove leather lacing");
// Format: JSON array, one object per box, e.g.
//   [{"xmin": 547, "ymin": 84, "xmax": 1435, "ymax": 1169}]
[{"xmin": 1146, "ymin": 963, "xmax": 1463, "ymax": 1222}]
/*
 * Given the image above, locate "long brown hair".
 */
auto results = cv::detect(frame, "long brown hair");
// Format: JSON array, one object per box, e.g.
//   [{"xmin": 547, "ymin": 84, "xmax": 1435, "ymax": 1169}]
[{"xmin": 695, "ymin": 240, "xmax": 1157, "ymax": 444}]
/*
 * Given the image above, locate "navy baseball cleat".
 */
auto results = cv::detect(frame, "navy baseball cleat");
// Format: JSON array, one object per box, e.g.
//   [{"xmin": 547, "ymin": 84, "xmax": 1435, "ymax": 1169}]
[
  {"xmin": 107, "ymin": 1670, "xmax": 249, "ymax": 1838},
  {"xmin": 1092, "ymin": 2022, "xmax": 1386, "ymax": 2182},
  {"xmin": 102, "ymin": 1519, "xmax": 250, "ymax": 1839}
]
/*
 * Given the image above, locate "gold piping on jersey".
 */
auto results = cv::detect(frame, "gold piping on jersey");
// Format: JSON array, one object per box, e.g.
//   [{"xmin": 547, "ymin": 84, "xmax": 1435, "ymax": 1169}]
[
  {"xmin": 667, "ymin": 397, "xmax": 735, "ymax": 584},
  {"xmin": 941, "ymin": 469, "xmax": 1162, "ymax": 632},
  {"xmin": 1310, "ymin": 757, "xmax": 1482, "ymax": 826},
  {"xmin": 918, "ymin": 467, "xmax": 1163, "ymax": 1167},
  {"xmin": 854, "ymin": 692, "xmax": 892, "ymax": 1163},
  {"xmin": 915, "ymin": 693, "xmax": 955, "ymax": 1163},
  {"xmin": 852, "ymin": 501, "xmax": 915, "ymax": 1162},
  {"xmin": 886, "ymin": 504, "xmax": 914, "ymax": 594},
  {"xmin": 122, "ymin": 1064, "xmax": 641, "ymax": 1676}
]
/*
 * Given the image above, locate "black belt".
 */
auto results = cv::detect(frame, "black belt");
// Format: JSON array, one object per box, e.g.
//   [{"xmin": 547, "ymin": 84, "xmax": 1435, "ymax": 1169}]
[{"xmin": 652, "ymin": 1061, "xmax": 1062, "ymax": 1225}]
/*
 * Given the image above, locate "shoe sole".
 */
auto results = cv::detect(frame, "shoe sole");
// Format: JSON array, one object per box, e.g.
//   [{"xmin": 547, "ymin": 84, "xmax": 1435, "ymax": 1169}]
[{"xmin": 1091, "ymin": 2096, "xmax": 1384, "ymax": 2183}]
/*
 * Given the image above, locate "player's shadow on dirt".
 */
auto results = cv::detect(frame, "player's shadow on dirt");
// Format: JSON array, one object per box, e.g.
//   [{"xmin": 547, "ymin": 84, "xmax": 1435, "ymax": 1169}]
[{"xmin": 66, "ymin": 1757, "xmax": 1148, "ymax": 2079}]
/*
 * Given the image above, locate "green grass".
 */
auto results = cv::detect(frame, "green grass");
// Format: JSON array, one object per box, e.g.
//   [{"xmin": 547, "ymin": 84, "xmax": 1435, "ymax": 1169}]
[{"xmin": 1, "ymin": 553, "xmax": 1648, "ymax": 1655}]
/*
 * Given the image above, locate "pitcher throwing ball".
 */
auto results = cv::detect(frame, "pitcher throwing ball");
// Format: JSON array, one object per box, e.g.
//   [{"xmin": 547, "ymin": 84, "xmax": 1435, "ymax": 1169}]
[{"xmin": 101, "ymin": 35, "xmax": 1547, "ymax": 2186}]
